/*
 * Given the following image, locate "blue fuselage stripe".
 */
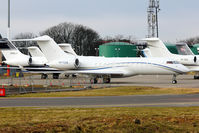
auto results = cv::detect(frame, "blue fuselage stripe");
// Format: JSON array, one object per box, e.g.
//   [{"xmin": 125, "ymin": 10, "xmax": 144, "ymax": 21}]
[{"xmin": 79, "ymin": 62, "xmax": 184, "ymax": 74}]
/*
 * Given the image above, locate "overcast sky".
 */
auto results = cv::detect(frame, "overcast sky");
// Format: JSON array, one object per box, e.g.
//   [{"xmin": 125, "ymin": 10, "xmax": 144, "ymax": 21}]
[{"xmin": 0, "ymin": 0, "xmax": 199, "ymax": 42}]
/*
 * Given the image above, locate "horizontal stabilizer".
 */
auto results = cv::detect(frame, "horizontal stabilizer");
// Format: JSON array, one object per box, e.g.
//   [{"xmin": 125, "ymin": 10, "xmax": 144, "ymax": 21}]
[
  {"xmin": 28, "ymin": 47, "xmax": 45, "ymax": 57},
  {"xmin": 140, "ymin": 38, "xmax": 159, "ymax": 42},
  {"xmin": 12, "ymin": 36, "xmax": 51, "ymax": 42}
]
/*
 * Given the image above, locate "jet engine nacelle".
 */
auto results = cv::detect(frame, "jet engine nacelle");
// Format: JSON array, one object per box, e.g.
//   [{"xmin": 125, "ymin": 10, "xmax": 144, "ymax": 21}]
[
  {"xmin": 176, "ymin": 55, "xmax": 199, "ymax": 66},
  {"xmin": 29, "ymin": 57, "xmax": 47, "ymax": 66},
  {"xmin": 48, "ymin": 58, "xmax": 80, "ymax": 70}
]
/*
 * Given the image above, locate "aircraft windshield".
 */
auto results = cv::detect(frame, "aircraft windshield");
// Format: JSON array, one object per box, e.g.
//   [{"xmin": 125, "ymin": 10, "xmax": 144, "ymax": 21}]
[
  {"xmin": 176, "ymin": 44, "xmax": 194, "ymax": 55},
  {"xmin": 166, "ymin": 61, "xmax": 180, "ymax": 64}
]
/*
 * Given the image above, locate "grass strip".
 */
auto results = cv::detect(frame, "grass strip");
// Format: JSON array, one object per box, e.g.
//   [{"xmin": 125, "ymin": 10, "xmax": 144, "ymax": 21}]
[{"xmin": 0, "ymin": 107, "xmax": 199, "ymax": 133}]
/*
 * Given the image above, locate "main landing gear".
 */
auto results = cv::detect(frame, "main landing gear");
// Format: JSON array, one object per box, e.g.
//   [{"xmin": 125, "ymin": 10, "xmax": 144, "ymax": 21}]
[
  {"xmin": 41, "ymin": 74, "xmax": 48, "ymax": 79},
  {"xmin": 90, "ymin": 76, "xmax": 111, "ymax": 84},
  {"xmin": 103, "ymin": 77, "xmax": 111, "ymax": 83},
  {"xmin": 53, "ymin": 73, "xmax": 60, "ymax": 79},
  {"xmin": 41, "ymin": 73, "xmax": 60, "ymax": 79},
  {"xmin": 194, "ymin": 75, "xmax": 199, "ymax": 79},
  {"xmin": 172, "ymin": 74, "xmax": 177, "ymax": 84}
]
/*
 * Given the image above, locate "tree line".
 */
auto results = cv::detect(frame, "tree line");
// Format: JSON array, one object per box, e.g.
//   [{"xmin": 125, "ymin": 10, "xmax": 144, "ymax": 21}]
[
  {"xmin": 13, "ymin": 21, "xmax": 199, "ymax": 56},
  {"xmin": 13, "ymin": 22, "xmax": 136, "ymax": 56}
]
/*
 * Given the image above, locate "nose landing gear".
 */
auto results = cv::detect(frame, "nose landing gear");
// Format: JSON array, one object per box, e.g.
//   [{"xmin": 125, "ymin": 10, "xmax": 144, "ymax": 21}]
[{"xmin": 172, "ymin": 74, "xmax": 177, "ymax": 84}]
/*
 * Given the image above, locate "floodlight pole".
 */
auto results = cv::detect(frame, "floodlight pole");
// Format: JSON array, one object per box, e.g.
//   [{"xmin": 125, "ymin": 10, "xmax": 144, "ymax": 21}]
[{"xmin": 7, "ymin": 0, "xmax": 11, "ymax": 39}]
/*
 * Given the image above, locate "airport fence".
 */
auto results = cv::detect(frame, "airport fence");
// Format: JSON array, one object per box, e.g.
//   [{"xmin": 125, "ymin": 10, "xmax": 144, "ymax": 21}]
[{"xmin": 0, "ymin": 75, "xmax": 111, "ymax": 95}]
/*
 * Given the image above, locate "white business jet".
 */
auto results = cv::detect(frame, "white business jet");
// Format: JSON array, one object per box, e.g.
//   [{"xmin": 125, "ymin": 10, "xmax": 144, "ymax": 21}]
[
  {"xmin": 0, "ymin": 38, "xmax": 47, "ymax": 67},
  {"xmin": 141, "ymin": 38, "xmax": 199, "ymax": 79},
  {"xmin": 28, "ymin": 44, "xmax": 76, "ymax": 79},
  {"xmin": 0, "ymin": 38, "xmax": 62, "ymax": 79},
  {"xmin": 14, "ymin": 35, "xmax": 189, "ymax": 84},
  {"xmin": 0, "ymin": 38, "xmax": 78, "ymax": 79}
]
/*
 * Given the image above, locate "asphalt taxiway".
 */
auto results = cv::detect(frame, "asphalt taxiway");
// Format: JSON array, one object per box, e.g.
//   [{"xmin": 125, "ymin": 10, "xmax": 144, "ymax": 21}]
[
  {"xmin": 1, "ymin": 94, "xmax": 199, "ymax": 107},
  {"xmin": 0, "ymin": 75, "xmax": 199, "ymax": 108}
]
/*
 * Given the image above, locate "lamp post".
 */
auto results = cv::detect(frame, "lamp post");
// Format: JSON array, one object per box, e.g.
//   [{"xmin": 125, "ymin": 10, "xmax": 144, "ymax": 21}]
[{"xmin": 7, "ymin": 0, "xmax": 11, "ymax": 39}]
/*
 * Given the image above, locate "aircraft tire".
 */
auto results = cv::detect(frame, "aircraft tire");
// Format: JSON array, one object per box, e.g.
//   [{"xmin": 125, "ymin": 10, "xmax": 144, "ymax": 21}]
[
  {"xmin": 94, "ymin": 78, "xmax": 98, "ymax": 84},
  {"xmin": 65, "ymin": 75, "xmax": 70, "ymax": 78},
  {"xmin": 41, "ymin": 74, "xmax": 48, "ymax": 79},
  {"xmin": 194, "ymin": 75, "xmax": 199, "ymax": 79},
  {"xmin": 53, "ymin": 73, "xmax": 59, "ymax": 79},
  {"xmin": 172, "ymin": 80, "xmax": 177, "ymax": 84},
  {"xmin": 103, "ymin": 77, "xmax": 111, "ymax": 83}
]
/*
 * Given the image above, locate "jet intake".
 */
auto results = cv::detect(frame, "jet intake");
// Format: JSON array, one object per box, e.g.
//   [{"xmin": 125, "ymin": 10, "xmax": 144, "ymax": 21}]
[
  {"xmin": 194, "ymin": 56, "xmax": 197, "ymax": 63},
  {"xmin": 28, "ymin": 57, "xmax": 32, "ymax": 65}
]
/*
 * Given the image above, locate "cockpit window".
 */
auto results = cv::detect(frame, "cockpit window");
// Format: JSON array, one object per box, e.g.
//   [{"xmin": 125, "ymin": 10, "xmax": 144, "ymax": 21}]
[
  {"xmin": 176, "ymin": 44, "xmax": 194, "ymax": 55},
  {"xmin": 166, "ymin": 61, "xmax": 179, "ymax": 64},
  {"xmin": 173, "ymin": 61, "xmax": 180, "ymax": 64},
  {"xmin": 167, "ymin": 61, "xmax": 173, "ymax": 64}
]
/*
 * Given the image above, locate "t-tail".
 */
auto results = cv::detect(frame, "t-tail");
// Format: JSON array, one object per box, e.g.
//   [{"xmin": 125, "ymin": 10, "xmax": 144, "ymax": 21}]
[
  {"xmin": 0, "ymin": 38, "xmax": 30, "ymax": 66},
  {"xmin": 141, "ymin": 38, "xmax": 173, "ymax": 57},
  {"xmin": 13, "ymin": 36, "xmax": 79, "ymax": 70},
  {"xmin": 28, "ymin": 46, "xmax": 45, "ymax": 57}
]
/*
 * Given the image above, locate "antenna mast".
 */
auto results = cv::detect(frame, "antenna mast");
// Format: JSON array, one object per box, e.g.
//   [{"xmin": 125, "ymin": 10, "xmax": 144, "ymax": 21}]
[{"xmin": 147, "ymin": 0, "xmax": 160, "ymax": 38}]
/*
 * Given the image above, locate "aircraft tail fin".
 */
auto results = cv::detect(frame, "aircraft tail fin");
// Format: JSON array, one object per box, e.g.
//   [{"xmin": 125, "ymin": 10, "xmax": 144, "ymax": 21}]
[
  {"xmin": 13, "ymin": 35, "xmax": 70, "ymax": 62},
  {"xmin": 0, "ymin": 38, "xmax": 27, "ymax": 62},
  {"xmin": 141, "ymin": 38, "xmax": 173, "ymax": 57},
  {"xmin": 58, "ymin": 43, "xmax": 77, "ymax": 56},
  {"xmin": 28, "ymin": 46, "xmax": 45, "ymax": 57}
]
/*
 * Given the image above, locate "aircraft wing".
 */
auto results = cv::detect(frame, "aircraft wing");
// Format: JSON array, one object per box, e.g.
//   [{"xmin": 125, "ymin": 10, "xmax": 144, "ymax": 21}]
[
  {"xmin": 187, "ymin": 66, "xmax": 199, "ymax": 72},
  {"xmin": 0, "ymin": 65, "xmax": 125, "ymax": 76},
  {"xmin": 0, "ymin": 66, "xmax": 21, "ymax": 70},
  {"xmin": 63, "ymin": 69, "xmax": 125, "ymax": 76},
  {"xmin": 0, "ymin": 66, "xmax": 63, "ymax": 73}
]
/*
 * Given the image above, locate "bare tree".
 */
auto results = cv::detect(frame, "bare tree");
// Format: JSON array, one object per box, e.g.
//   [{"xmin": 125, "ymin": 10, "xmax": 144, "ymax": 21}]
[
  {"xmin": 13, "ymin": 32, "xmax": 37, "ymax": 54},
  {"xmin": 40, "ymin": 22, "xmax": 100, "ymax": 56},
  {"xmin": 181, "ymin": 36, "xmax": 199, "ymax": 46},
  {"xmin": 40, "ymin": 22, "xmax": 75, "ymax": 44},
  {"xmin": 72, "ymin": 25, "xmax": 100, "ymax": 55}
]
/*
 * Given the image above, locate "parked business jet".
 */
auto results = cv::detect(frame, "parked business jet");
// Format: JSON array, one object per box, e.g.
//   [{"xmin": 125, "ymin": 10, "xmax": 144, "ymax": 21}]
[
  {"xmin": 14, "ymin": 35, "xmax": 189, "ymax": 84},
  {"xmin": 0, "ymin": 38, "xmax": 61, "ymax": 79},
  {"xmin": 0, "ymin": 38, "xmax": 47, "ymax": 67},
  {"xmin": 0, "ymin": 38, "xmax": 79, "ymax": 79},
  {"xmin": 141, "ymin": 38, "xmax": 199, "ymax": 79}
]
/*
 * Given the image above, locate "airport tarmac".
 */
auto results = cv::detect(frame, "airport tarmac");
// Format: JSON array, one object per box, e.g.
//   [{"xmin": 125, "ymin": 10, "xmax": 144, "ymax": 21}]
[
  {"xmin": 111, "ymin": 74, "xmax": 199, "ymax": 88},
  {"xmin": 1, "ymin": 94, "xmax": 199, "ymax": 107}
]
